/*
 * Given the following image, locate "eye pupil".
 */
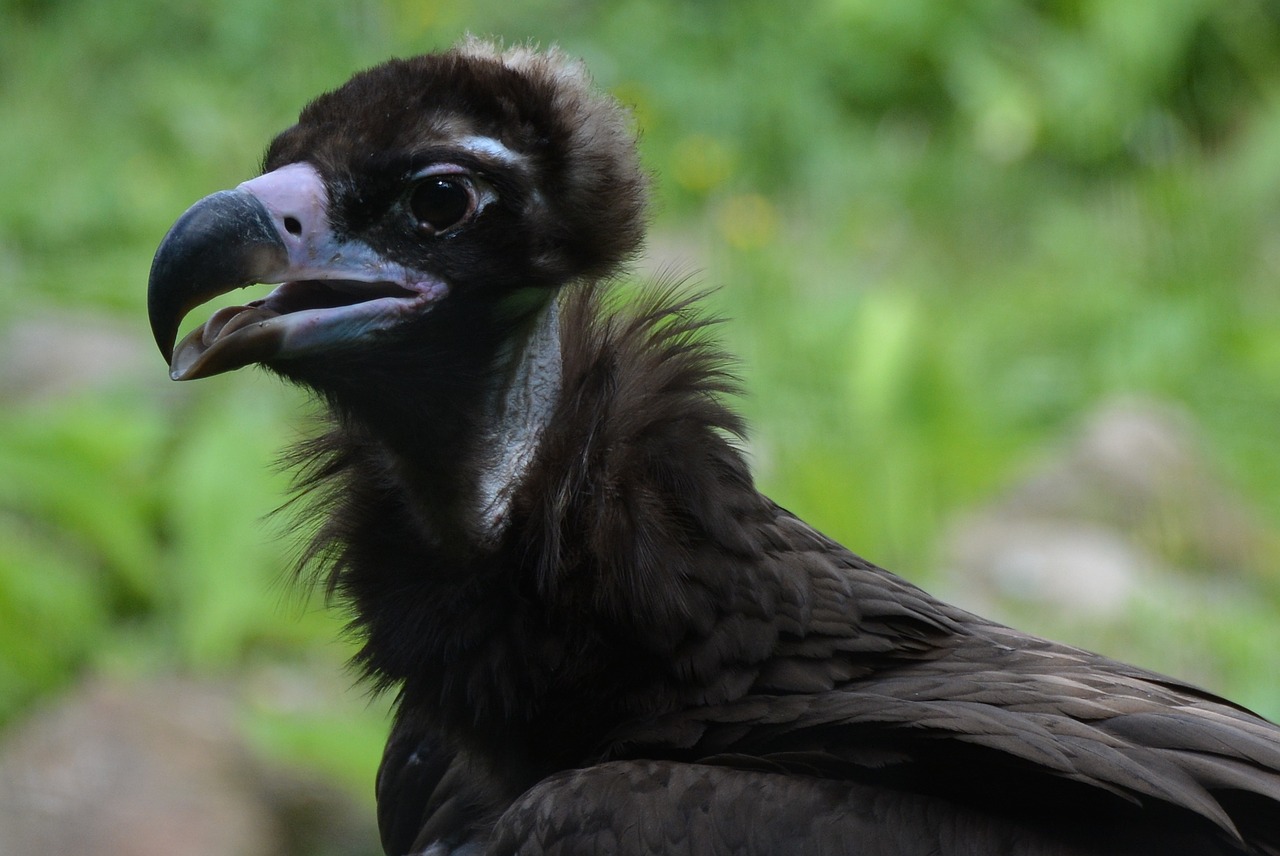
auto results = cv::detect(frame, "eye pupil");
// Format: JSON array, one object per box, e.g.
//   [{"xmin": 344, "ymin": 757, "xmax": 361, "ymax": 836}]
[{"xmin": 410, "ymin": 177, "xmax": 472, "ymax": 232}]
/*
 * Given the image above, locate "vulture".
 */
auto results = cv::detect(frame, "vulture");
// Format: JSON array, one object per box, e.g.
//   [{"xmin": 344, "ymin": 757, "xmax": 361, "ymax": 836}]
[{"xmin": 147, "ymin": 40, "xmax": 1280, "ymax": 855}]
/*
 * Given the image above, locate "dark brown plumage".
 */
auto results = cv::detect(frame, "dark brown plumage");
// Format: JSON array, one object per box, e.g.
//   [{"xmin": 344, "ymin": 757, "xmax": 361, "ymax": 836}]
[{"xmin": 147, "ymin": 40, "xmax": 1280, "ymax": 855}]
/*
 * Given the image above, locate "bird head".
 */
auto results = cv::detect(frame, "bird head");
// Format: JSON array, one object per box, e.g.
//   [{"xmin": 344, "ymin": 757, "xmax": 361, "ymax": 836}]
[{"xmin": 147, "ymin": 40, "xmax": 647, "ymax": 386}]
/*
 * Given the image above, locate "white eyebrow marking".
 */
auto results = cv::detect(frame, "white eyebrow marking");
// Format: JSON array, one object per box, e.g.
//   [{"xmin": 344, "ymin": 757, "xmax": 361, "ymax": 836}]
[{"xmin": 455, "ymin": 135, "xmax": 525, "ymax": 167}]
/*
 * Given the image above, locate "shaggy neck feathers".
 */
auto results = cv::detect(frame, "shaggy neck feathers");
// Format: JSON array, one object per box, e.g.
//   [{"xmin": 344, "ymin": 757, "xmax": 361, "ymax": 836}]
[{"xmin": 293, "ymin": 284, "xmax": 756, "ymax": 739}]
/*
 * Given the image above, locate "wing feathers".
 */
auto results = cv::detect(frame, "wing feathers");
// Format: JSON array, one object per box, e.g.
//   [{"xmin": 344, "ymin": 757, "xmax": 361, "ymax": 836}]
[{"xmin": 337, "ymin": 283, "xmax": 1280, "ymax": 854}]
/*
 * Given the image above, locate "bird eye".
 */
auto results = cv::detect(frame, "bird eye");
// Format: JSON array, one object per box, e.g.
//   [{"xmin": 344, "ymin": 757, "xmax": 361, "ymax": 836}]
[{"xmin": 409, "ymin": 176, "xmax": 474, "ymax": 234}]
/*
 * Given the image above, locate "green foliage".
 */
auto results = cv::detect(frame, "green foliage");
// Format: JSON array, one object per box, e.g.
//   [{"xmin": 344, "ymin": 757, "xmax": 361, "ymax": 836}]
[
  {"xmin": 3, "ymin": 0, "xmax": 1280, "ymax": 807},
  {"xmin": 0, "ymin": 397, "xmax": 158, "ymax": 718}
]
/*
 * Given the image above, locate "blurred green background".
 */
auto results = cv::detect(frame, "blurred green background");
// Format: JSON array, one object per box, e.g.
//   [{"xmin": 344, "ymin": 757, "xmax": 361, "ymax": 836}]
[{"xmin": 3, "ymin": 0, "xmax": 1280, "ymax": 847}]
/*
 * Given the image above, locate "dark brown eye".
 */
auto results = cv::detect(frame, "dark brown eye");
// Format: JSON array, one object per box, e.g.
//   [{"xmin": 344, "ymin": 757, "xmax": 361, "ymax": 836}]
[{"xmin": 410, "ymin": 177, "xmax": 473, "ymax": 233}]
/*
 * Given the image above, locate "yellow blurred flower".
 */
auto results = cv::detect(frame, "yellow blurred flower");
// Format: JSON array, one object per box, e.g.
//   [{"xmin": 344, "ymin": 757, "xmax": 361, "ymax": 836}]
[{"xmin": 717, "ymin": 193, "xmax": 777, "ymax": 250}]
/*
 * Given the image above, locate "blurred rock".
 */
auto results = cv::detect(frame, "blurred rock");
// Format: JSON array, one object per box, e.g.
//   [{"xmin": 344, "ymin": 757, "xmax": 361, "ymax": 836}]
[
  {"xmin": 946, "ymin": 516, "xmax": 1151, "ymax": 615},
  {"xmin": 0, "ymin": 311, "xmax": 159, "ymax": 403},
  {"xmin": 1002, "ymin": 398, "xmax": 1270, "ymax": 573},
  {"xmin": 0, "ymin": 677, "xmax": 376, "ymax": 856},
  {"xmin": 941, "ymin": 397, "xmax": 1275, "ymax": 616}
]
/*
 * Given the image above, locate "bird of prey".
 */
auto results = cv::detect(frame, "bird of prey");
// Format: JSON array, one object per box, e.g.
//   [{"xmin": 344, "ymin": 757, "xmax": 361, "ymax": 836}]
[{"xmin": 147, "ymin": 39, "xmax": 1280, "ymax": 855}]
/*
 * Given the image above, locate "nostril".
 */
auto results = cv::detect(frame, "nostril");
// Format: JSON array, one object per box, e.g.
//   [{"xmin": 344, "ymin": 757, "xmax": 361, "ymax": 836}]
[{"xmin": 283, "ymin": 216, "xmax": 303, "ymax": 236}]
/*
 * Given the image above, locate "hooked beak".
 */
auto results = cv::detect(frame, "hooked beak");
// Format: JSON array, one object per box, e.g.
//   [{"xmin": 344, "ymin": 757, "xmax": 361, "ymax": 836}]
[
  {"xmin": 147, "ymin": 187, "xmax": 288, "ymax": 370},
  {"xmin": 147, "ymin": 163, "xmax": 448, "ymax": 381}
]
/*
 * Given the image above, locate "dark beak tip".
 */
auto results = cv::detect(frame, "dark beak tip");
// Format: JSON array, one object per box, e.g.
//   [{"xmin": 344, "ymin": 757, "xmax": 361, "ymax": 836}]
[
  {"xmin": 147, "ymin": 242, "xmax": 181, "ymax": 363},
  {"xmin": 146, "ymin": 189, "xmax": 289, "ymax": 370}
]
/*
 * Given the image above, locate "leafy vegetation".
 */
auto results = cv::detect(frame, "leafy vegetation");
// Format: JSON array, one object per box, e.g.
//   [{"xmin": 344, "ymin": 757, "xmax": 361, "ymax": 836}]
[{"xmin": 3, "ymin": 0, "xmax": 1280, "ymax": 802}]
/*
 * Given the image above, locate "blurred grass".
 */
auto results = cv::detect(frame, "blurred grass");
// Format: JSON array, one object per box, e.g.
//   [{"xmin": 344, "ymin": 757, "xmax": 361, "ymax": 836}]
[{"xmin": 3, "ymin": 0, "xmax": 1280, "ymax": 807}]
